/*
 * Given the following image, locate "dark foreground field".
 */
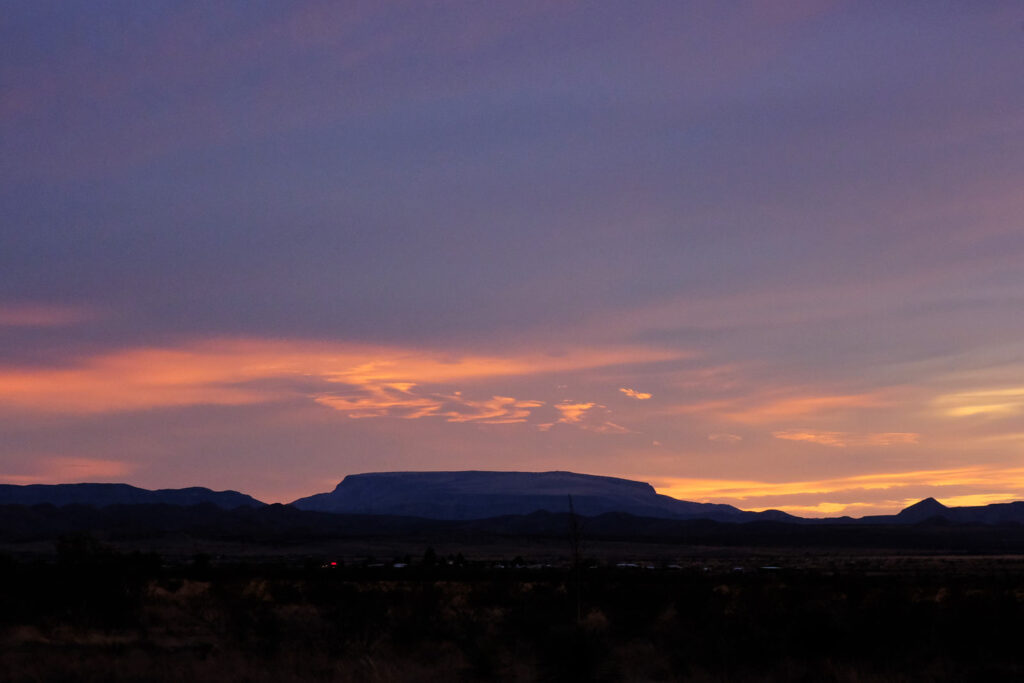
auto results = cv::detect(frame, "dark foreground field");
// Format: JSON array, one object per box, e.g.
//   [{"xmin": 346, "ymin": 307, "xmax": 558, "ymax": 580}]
[{"xmin": 3, "ymin": 539, "xmax": 1024, "ymax": 682}]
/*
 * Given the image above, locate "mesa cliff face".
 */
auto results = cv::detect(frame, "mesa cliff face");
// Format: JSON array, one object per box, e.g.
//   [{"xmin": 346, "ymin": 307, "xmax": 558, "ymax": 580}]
[{"xmin": 290, "ymin": 470, "xmax": 784, "ymax": 521}]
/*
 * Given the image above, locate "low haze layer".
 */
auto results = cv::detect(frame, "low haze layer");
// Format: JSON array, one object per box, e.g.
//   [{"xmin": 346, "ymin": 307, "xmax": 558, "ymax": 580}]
[{"xmin": 2, "ymin": 2, "xmax": 1023, "ymax": 514}]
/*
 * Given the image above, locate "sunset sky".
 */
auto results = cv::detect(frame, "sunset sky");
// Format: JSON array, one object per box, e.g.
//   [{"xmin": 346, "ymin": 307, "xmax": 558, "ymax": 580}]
[{"xmin": 2, "ymin": 2, "xmax": 1023, "ymax": 515}]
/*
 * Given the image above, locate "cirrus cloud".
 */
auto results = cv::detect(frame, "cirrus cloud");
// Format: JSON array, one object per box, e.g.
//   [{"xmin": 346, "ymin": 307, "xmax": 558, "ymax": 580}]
[
  {"xmin": 315, "ymin": 386, "xmax": 544, "ymax": 424},
  {"xmin": 708, "ymin": 433, "xmax": 743, "ymax": 443},
  {"xmin": 0, "ymin": 338, "xmax": 677, "ymax": 431},
  {"xmin": 772, "ymin": 430, "xmax": 920, "ymax": 447},
  {"xmin": 0, "ymin": 303, "xmax": 97, "ymax": 328},
  {"xmin": 933, "ymin": 386, "xmax": 1024, "ymax": 418},
  {"xmin": 1, "ymin": 456, "xmax": 135, "ymax": 484}
]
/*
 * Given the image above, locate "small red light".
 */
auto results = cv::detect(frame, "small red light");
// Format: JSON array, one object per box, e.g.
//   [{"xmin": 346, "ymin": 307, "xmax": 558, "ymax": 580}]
[{"xmin": 330, "ymin": 561, "xmax": 337, "ymax": 566}]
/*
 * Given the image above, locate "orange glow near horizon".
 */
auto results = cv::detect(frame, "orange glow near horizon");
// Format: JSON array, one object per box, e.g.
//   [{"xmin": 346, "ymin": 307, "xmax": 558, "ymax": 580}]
[
  {"xmin": 652, "ymin": 465, "xmax": 1024, "ymax": 517},
  {"xmin": 2, "ymin": 338, "xmax": 1022, "ymax": 513}
]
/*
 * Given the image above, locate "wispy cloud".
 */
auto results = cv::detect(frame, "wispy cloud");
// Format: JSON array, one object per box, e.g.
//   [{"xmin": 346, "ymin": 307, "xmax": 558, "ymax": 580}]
[
  {"xmin": 315, "ymin": 386, "xmax": 543, "ymax": 424},
  {"xmin": 673, "ymin": 390, "xmax": 889, "ymax": 424},
  {"xmin": 619, "ymin": 387, "xmax": 652, "ymax": 400},
  {"xmin": 708, "ymin": 433, "xmax": 743, "ymax": 443},
  {"xmin": 0, "ymin": 338, "xmax": 676, "ymax": 421},
  {"xmin": 537, "ymin": 401, "xmax": 630, "ymax": 434},
  {"xmin": 313, "ymin": 383, "xmax": 448, "ymax": 420},
  {"xmin": 0, "ymin": 303, "xmax": 96, "ymax": 328},
  {"xmin": 553, "ymin": 402, "xmax": 595, "ymax": 425},
  {"xmin": 537, "ymin": 402, "xmax": 594, "ymax": 431},
  {"xmin": 933, "ymin": 386, "xmax": 1024, "ymax": 418},
  {"xmin": 1, "ymin": 456, "xmax": 135, "ymax": 484},
  {"xmin": 773, "ymin": 430, "xmax": 919, "ymax": 447}
]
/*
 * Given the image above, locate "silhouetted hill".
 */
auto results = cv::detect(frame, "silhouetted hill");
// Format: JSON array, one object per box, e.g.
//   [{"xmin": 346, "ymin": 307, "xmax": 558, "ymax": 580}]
[
  {"xmin": 896, "ymin": 497, "xmax": 949, "ymax": 523},
  {"xmin": 816, "ymin": 498, "xmax": 1024, "ymax": 526},
  {"xmin": 291, "ymin": 470, "xmax": 796, "ymax": 522},
  {"xmin": 891, "ymin": 498, "xmax": 1024, "ymax": 525},
  {"xmin": 0, "ymin": 483, "xmax": 264, "ymax": 509}
]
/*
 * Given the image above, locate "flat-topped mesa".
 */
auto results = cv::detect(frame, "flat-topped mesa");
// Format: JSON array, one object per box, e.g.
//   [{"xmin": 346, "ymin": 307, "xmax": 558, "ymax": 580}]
[
  {"xmin": 291, "ymin": 470, "xmax": 758, "ymax": 521},
  {"xmin": 334, "ymin": 470, "xmax": 656, "ymax": 496}
]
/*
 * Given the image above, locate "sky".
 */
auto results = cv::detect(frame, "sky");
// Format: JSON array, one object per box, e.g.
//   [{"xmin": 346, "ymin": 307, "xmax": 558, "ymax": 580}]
[{"xmin": 2, "ymin": 1, "xmax": 1023, "ymax": 515}]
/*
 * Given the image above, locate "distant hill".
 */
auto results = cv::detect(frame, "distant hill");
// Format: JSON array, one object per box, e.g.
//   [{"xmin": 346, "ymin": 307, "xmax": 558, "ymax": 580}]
[
  {"xmin": 895, "ymin": 497, "xmax": 950, "ymax": 523},
  {"xmin": 893, "ymin": 497, "xmax": 1024, "ymax": 525},
  {"xmin": 823, "ymin": 497, "xmax": 1024, "ymax": 526},
  {"xmin": 0, "ymin": 483, "xmax": 264, "ymax": 509},
  {"xmin": 290, "ymin": 470, "xmax": 797, "ymax": 523}
]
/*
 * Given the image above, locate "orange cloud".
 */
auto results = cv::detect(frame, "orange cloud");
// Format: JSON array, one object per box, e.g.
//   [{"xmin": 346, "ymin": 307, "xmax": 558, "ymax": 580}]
[
  {"xmin": 316, "ymin": 345, "xmax": 678, "ymax": 386},
  {"xmin": 0, "ymin": 303, "xmax": 96, "ymax": 327},
  {"xmin": 49, "ymin": 456, "xmax": 135, "ymax": 480},
  {"xmin": 0, "ymin": 346, "xmax": 271, "ymax": 413},
  {"xmin": 673, "ymin": 390, "xmax": 887, "ymax": 424},
  {"xmin": 773, "ymin": 430, "xmax": 919, "ymax": 447},
  {"xmin": 619, "ymin": 387, "xmax": 652, "ymax": 400},
  {"xmin": 933, "ymin": 386, "xmax": 1024, "ymax": 418},
  {"xmin": 1, "ymin": 456, "xmax": 135, "ymax": 484},
  {"xmin": 0, "ymin": 338, "xmax": 676, "ymax": 419},
  {"xmin": 315, "ymin": 386, "xmax": 544, "ymax": 424},
  {"xmin": 314, "ymin": 383, "xmax": 445, "ymax": 420},
  {"xmin": 588, "ymin": 421, "xmax": 630, "ymax": 434},
  {"xmin": 443, "ymin": 395, "xmax": 545, "ymax": 424},
  {"xmin": 707, "ymin": 433, "xmax": 743, "ymax": 443},
  {"xmin": 554, "ymin": 402, "xmax": 595, "ymax": 424},
  {"xmin": 536, "ymin": 401, "xmax": 631, "ymax": 433}
]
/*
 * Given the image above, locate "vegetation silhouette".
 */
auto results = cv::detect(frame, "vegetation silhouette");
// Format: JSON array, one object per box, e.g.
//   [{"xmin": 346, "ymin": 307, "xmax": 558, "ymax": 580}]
[{"xmin": 2, "ymin": 547, "xmax": 1024, "ymax": 681}]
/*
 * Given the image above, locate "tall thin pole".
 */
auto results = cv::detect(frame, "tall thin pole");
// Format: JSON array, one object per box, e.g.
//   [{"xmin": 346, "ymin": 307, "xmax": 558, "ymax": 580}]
[{"xmin": 568, "ymin": 494, "xmax": 582, "ymax": 623}]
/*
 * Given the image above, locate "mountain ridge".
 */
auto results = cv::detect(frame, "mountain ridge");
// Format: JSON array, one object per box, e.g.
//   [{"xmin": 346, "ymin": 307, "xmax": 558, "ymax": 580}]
[
  {"xmin": 0, "ymin": 483, "xmax": 264, "ymax": 509},
  {"xmin": 3, "ymin": 472, "xmax": 1023, "ymax": 525}
]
